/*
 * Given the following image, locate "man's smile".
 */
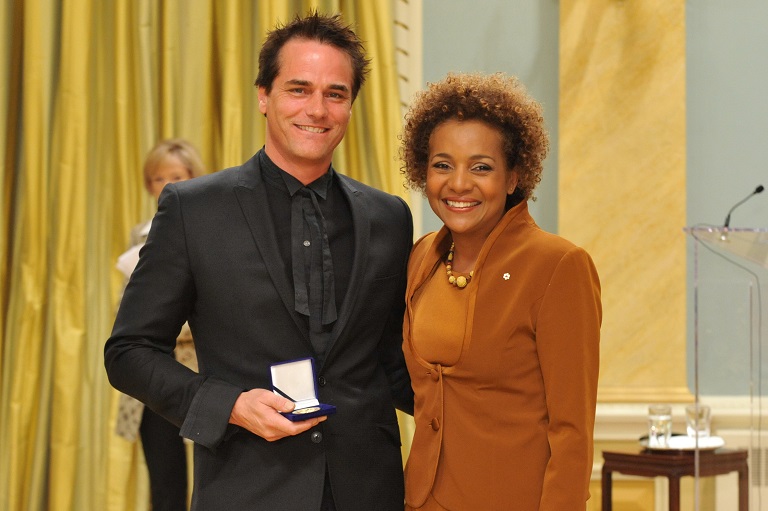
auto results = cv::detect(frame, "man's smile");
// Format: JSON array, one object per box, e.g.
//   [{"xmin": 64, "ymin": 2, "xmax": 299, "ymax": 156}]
[{"xmin": 296, "ymin": 125, "xmax": 328, "ymax": 133}]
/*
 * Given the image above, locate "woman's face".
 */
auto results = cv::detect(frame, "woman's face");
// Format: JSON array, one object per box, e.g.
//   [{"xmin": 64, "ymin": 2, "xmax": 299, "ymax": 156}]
[
  {"xmin": 426, "ymin": 118, "xmax": 518, "ymax": 244},
  {"xmin": 147, "ymin": 154, "xmax": 193, "ymax": 201}
]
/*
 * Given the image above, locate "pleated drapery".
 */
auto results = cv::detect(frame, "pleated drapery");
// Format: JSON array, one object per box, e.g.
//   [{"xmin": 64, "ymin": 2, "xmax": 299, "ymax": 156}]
[{"xmin": 0, "ymin": 1, "xmax": 411, "ymax": 510}]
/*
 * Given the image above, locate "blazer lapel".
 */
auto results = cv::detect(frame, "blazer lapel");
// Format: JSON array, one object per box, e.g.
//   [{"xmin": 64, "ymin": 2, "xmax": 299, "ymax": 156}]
[
  {"xmin": 233, "ymin": 156, "xmax": 311, "ymax": 345},
  {"xmin": 326, "ymin": 176, "xmax": 370, "ymax": 356}
]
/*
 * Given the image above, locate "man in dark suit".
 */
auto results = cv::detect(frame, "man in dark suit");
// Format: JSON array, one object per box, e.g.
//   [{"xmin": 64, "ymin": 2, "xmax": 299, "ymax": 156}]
[{"xmin": 105, "ymin": 12, "xmax": 413, "ymax": 511}]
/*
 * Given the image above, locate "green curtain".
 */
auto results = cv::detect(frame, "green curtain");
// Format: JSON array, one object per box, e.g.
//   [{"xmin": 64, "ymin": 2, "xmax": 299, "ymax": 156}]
[{"xmin": 0, "ymin": 1, "xmax": 412, "ymax": 509}]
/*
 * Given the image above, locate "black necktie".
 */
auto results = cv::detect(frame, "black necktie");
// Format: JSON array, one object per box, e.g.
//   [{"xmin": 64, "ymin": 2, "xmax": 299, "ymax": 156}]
[{"xmin": 291, "ymin": 188, "xmax": 337, "ymax": 335}]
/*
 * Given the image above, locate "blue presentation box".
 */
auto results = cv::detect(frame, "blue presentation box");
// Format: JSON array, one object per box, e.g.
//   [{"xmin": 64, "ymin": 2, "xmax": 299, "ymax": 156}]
[{"xmin": 270, "ymin": 357, "xmax": 336, "ymax": 422}]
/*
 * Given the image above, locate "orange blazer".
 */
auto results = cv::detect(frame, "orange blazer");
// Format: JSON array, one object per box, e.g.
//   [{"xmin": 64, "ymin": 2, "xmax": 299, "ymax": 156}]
[{"xmin": 403, "ymin": 201, "xmax": 602, "ymax": 510}]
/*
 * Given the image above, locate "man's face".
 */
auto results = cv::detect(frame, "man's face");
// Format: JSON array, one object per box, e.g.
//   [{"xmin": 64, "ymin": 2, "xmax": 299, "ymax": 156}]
[{"xmin": 258, "ymin": 39, "xmax": 354, "ymax": 181}]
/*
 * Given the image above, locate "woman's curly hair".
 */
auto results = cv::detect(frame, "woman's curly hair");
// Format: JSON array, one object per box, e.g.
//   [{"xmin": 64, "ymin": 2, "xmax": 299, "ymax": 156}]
[{"xmin": 400, "ymin": 72, "xmax": 549, "ymax": 203}]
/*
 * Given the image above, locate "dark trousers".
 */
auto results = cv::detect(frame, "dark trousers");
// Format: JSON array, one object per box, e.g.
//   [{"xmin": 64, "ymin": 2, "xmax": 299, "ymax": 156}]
[{"xmin": 139, "ymin": 407, "xmax": 188, "ymax": 511}]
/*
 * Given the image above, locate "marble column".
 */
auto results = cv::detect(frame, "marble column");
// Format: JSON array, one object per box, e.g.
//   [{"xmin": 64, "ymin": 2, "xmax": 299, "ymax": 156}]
[{"xmin": 559, "ymin": 0, "xmax": 689, "ymax": 402}]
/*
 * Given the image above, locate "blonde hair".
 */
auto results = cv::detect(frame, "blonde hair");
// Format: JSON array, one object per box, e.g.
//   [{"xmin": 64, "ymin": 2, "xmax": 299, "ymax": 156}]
[{"xmin": 143, "ymin": 138, "xmax": 205, "ymax": 191}]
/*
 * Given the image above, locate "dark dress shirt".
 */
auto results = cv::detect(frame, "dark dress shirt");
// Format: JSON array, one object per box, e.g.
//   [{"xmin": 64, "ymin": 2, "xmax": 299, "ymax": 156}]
[{"xmin": 258, "ymin": 149, "xmax": 353, "ymax": 367}]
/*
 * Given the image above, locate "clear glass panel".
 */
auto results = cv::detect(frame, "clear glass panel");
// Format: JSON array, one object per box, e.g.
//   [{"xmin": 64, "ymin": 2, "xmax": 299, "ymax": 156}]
[{"xmin": 686, "ymin": 226, "xmax": 768, "ymax": 510}]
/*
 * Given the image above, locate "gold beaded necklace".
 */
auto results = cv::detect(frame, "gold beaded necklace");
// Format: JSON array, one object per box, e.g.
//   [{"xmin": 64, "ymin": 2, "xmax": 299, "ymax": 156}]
[{"xmin": 446, "ymin": 242, "xmax": 474, "ymax": 289}]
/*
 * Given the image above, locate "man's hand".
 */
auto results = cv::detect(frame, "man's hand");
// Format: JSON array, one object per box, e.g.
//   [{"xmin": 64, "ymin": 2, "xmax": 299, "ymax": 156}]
[{"xmin": 228, "ymin": 388, "xmax": 326, "ymax": 441}]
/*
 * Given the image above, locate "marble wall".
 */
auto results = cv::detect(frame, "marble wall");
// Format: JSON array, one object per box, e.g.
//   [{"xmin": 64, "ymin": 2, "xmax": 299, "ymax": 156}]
[{"xmin": 559, "ymin": 0, "xmax": 689, "ymax": 403}]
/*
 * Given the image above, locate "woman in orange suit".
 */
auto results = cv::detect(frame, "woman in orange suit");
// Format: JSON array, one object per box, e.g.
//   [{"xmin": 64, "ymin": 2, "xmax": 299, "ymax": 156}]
[{"xmin": 400, "ymin": 72, "xmax": 602, "ymax": 510}]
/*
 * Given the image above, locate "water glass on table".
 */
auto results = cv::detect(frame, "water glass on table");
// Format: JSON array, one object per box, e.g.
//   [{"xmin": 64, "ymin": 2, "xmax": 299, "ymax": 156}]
[
  {"xmin": 685, "ymin": 403, "xmax": 711, "ymax": 439},
  {"xmin": 648, "ymin": 404, "xmax": 672, "ymax": 448}
]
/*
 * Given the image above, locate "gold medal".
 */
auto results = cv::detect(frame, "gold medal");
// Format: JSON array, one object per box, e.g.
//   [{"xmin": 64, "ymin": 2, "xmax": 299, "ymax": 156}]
[{"xmin": 292, "ymin": 406, "xmax": 321, "ymax": 415}]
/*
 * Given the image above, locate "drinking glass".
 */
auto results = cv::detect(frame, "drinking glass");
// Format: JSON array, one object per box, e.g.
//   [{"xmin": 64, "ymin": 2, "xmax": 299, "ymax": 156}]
[
  {"xmin": 648, "ymin": 404, "xmax": 672, "ymax": 448},
  {"xmin": 685, "ymin": 404, "xmax": 711, "ymax": 439}
]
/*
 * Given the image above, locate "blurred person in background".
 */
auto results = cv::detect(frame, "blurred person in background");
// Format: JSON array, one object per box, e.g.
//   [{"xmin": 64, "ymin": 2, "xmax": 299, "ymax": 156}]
[{"xmin": 114, "ymin": 138, "xmax": 204, "ymax": 511}]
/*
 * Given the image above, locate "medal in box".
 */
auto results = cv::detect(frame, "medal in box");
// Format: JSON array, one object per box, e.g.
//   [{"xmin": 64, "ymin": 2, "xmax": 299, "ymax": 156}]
[{"xmin": 270, "ymin": 357, "xmax": 336, "ymax": 421}]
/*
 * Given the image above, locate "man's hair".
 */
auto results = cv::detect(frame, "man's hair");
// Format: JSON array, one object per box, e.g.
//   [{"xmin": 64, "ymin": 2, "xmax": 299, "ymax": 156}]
[{"xmin": 255, "ymin": 11, "xmax": 370, "ymax": 101}]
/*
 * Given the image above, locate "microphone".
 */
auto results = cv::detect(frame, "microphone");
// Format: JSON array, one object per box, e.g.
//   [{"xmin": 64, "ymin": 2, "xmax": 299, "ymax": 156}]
[{"xmin": 723, "ymin": 185, "xmax": 764, "ymax": 228}]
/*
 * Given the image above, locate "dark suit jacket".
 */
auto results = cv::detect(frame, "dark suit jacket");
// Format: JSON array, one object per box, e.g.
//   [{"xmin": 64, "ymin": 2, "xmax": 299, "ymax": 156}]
[{"xmin": 105, "ymin": 153, "xmax": 414, "ymax": 510}]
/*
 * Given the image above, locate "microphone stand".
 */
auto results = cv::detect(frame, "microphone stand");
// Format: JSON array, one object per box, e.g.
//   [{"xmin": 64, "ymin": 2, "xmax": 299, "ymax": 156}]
[{"xmin": 721, "ymin": 185, "xmax": 764, "ymax": 240}]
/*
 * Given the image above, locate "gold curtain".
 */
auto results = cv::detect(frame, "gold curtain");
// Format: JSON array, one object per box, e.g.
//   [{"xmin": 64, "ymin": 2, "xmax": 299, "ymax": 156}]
[{"xmin": 0, "ymin": 1, "xmax": 410, "ymax": 510}]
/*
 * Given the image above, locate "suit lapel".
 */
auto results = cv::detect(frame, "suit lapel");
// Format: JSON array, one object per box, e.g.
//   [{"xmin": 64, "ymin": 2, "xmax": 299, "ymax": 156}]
[
  {"xmin": 326, "ymin": 176, "xmax": 370, "ymax": 356},
  {"xmin": 233, "ymin": 156, "xmax": 311, "ymax": 345},
  {"xmin": 231, "ymin": 161, "xmax": 372, "ymax": 360}
]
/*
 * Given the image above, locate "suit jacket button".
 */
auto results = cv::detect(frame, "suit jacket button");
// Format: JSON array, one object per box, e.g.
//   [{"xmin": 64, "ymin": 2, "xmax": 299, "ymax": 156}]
[
  {"xmin": 311, "ymin": 431, "xmax": 323, "ymax": 443},
  {"xmin": 430, "ymin": 418, "xmax": 440, "ymax": 431},
  {"xmin": 318, "ymin": 376, "xmax": 327, "ymax": 387}
]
